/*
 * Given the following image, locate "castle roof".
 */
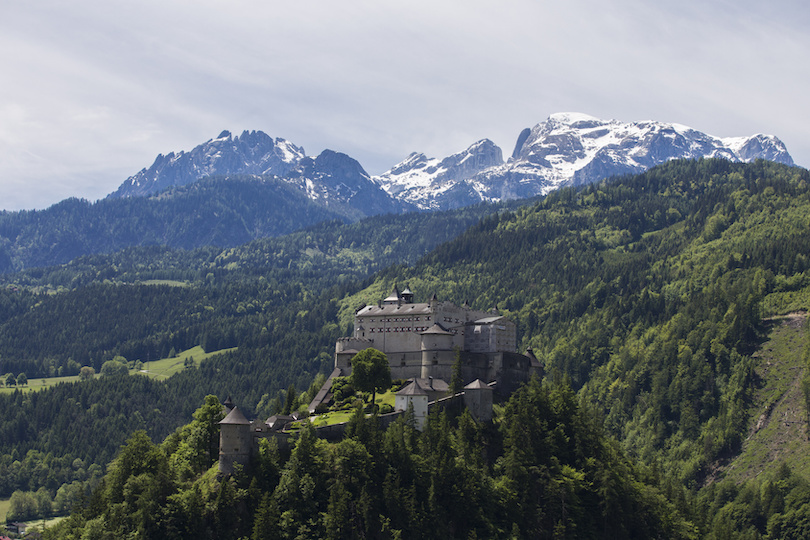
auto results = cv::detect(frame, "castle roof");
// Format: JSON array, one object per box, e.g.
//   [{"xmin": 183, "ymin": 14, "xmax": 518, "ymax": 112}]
[
  {"xmin": 464, "ymin": 379, "xmax": 492, "ymax": 390},
  {"xmin": 396, "ymin": 379, "xmax": 428, "ymax": 396},
  {"xmin": 219, "ymin": 405, "xmax": 250, "ymax": 425},
  {"xmin": 420, "ymin": 323, "xmax": 453, "ymax": 335},
  {"xmin": 266, "ymin": 414, "xmax": 294, "ymax": 430},
  {"xmin": 415, "ymin": 377, "xmax": 449, "ymax": 392},
  {"xmin": 223, "ymin": 395, "xmax": 235, "ymax": 411},
  {"xmin": 356, "ymin": 303, "xmax": 432, "ymax": 316},
  {"xmin": 383, "ymin": 285, "xmax": 402, "ymax": 304},
  {"xmin": 471, "ymin": 316, "xmax": 507, "ymax": 325}
]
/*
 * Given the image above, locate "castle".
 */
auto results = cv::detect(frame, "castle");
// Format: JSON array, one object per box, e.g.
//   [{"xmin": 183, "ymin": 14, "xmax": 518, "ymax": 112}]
[
  {"xmin": 218, "ymin": 287, "xmax": 542, "ymax": 474},
  {"xmin": 311, "ymin": 285, "xmax": 542, "ymax": 410}
]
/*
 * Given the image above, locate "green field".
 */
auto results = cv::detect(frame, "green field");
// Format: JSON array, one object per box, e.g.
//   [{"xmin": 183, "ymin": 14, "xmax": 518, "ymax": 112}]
[
  {"xmin": 0, "ymin": 375, "xmax": 80, "ymax": 394},
  {"xmin": 136, "ymin": 346, "xmax": 237, "ymax": 380},
  {"xmin": 0, "ymin": 497, "xmax": 9, "ymax": 522},
  {"xmin": 0, "ymin": 346, "xmax": 237, "ymax": 392}
]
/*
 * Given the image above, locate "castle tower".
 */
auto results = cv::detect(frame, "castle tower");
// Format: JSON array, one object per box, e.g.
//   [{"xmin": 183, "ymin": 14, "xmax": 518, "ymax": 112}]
[
  {"xmin": 463, "ymin": 379, "xmax": 494, "ymax": 422},
  {"xmin": 218, "ymin": 405, "xmax": 252, "ymax": 475},
  {"xmin": 395, "ymin": 379, "xmax": 428, "ymax": 430},
  {"xmin": 420, "ymin": 323, "xmax": 455, "ymax": 379}
]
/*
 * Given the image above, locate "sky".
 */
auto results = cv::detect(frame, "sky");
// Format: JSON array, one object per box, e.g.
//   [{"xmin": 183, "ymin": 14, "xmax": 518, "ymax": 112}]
[{"xmin": 1, "ymin": 0, "xmax": 808, "ymax": 211}]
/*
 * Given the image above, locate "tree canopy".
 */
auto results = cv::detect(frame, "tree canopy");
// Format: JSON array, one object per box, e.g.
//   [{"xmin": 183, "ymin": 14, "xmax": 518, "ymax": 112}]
[{"xmin": 350, "ymin": 348, "xmax": 392, "ymax": 410}]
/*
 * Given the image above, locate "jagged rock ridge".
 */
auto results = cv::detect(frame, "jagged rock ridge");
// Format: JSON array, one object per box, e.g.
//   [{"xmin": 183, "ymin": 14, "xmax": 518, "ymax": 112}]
[
  {"xmin": 375, "ymin": 113, "xmax": 795, "ymax": 210},
  {"xmin": 108, "ymin": 130, "xmax": 411, "ymax": 217},
  {"xmin": 110, "ymin": 130, "xmax": 306, "ymax": 199}
]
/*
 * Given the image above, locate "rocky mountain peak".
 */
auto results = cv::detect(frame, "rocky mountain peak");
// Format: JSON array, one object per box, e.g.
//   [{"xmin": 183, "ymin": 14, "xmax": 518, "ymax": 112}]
[{"xmin": 108, "ymin": 130, "xmax": 306, "ymax": 199}]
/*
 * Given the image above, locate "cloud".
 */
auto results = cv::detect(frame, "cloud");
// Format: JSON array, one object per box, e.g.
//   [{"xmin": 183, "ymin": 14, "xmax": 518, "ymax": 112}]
[{"xmin": 0, "ymin": 0, "xmax": 808, "ymax": 210}]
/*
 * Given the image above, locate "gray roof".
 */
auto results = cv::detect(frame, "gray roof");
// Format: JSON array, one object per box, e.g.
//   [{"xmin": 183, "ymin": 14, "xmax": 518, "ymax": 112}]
[
  {"xmin": 420, "ymin": 323, "xmax": 453, "ymax": 335},
  {"xmin": 464, "ymin": 379, "xmax": 492, "ymax": 390},
  {"xmin": 416, "ymin": 377, "xmax": 449, "ymax": 392},
  {"xmin": 396, "ymin": 379, "xmax": 428, "ymax": 396},
  {"xmin": 219, "ymin": 405, "xmax": 250, "ymax": 425},
  {"xmin": 356, "ymin": 303, "xmax": 433, "ymax": 316},
  {"xmin": 472, "ymin": 316, "xmax": 507, "ymax": 325}
]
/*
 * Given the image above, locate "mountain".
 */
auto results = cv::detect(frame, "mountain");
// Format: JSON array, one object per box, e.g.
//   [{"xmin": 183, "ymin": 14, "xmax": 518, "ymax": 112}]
[
  {"xmin": 372, "ymin": 139, "xmax": 505, "ymax": 210},
  {"xmin": 108, "ymin": 130, "xmax": 411, "ymax": 216},
  {"xmin": 109, "ymin": 130, "xmax": 306, "ymax": 198},
  {"xmin": 0, "ymin": 177, "xmax": 362, "ymax": 273},
  {"xmin": 376, "ymin": 112, "xmax": 795, "ymax": 209}
]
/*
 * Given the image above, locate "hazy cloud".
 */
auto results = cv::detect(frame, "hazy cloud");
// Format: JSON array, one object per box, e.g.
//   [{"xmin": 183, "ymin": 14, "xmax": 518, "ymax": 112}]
[{"xmin": 0, "ymin": 0, "xmax": 808, "ymax": 210}]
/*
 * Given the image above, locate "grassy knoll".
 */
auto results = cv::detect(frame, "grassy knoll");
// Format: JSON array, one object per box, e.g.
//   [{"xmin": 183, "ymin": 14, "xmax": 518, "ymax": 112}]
[
  {"xmin": 136, "ymin": 345, "xmax": 237, "ymax": 380},
  {"xmin": 719, "ymin": 313, "xmax": 810, "ymax": 483}
]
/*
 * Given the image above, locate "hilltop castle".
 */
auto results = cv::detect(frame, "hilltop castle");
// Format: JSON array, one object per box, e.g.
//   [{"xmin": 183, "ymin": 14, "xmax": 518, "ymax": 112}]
[
  {"xmin": 218, "ymin": 287, "xmax": 542, "ymax": 474},
  {"xmin": 310, "ymin": 286, "xmax": 542, "ymax": 410}
]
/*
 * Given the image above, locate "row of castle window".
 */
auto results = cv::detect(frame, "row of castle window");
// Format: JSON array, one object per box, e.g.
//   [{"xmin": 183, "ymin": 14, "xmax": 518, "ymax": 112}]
[
  {"xmin": 368, "ymin": 317, "xmax": 430, "ymax": 323},
  {"xmin": 443, "ymin": 317, "xmax": 461, "ymax": 323},
  {"xmin": 369, "ymin": 327, "xmax": 430, "ymax": 333}
]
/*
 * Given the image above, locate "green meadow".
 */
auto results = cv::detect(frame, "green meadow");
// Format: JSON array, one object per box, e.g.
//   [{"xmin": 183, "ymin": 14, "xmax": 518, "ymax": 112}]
[{"xmin": 0, "ymin": 346, "xmax": 237, "ymax": 393}]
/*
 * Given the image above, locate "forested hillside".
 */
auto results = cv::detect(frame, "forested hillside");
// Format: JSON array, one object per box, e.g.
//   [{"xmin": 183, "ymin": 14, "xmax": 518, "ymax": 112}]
[
  {"xmin": 0, "ymin": 174, "xmax": 395, "ymax": 273},
  {"xmin": 358, "ymin": 159, "xmax": 810, "ymax": 475},
  {"xmin": 341, "ymin": 158, "xmax": 810, "ymax": 536},
  {"xmin": 44, "ymin": 382, "xmax": 694, "ymax": 539},
  {"xmin": 0, "ymin": 201, "xmax": 516, "ymax": 500},
  {"xmin": 6, "ymin": 158, "xmax": 810, "ymax": 537}
]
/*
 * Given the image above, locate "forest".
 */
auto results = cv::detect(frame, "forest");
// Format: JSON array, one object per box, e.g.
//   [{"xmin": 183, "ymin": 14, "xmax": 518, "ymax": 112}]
[
  {"xmin": 0, "ymin": 173, "xmax": 402, "ymax": 273},
  {"xmin": 0, "ymin": 200, "xmax": 517, "ymax": 503},
  {"xmin": 4, "ymin": 158, "xmax": 810, "ymax": 537}
]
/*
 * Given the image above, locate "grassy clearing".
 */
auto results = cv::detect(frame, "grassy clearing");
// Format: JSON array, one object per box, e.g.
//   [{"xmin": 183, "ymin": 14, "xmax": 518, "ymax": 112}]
[
  {"xmin": 136, "ymin": 346, "xmax": 237, "ymax": 380},
  {"xmin": 720, "ymin": 313, "xmax": 810, "ymax": 483},
  {"xmin": 0, "ymin": 375, "xmax": 80, "ymax": 394},
  {"xmin": 0, "ymin": 497, "xmax": 10, "ymax": 522},
  {"xmin": 0, "ymin": 346, "xmax": 237, "ymax": 393},
  {"xmin": 20, "ymin": 515, "xmax": 67, "ymax": 532}
]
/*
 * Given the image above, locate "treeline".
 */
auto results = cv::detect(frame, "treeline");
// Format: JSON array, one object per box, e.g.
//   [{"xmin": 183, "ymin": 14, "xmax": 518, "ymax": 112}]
[{"xmin": 45, "ymin": 380, "xmax": 693, "ymax": 540}]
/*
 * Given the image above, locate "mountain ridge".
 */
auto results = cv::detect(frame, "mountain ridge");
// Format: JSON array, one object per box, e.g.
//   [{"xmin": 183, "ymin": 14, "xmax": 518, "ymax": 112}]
[
  {"xmin": 376, "ymin": 112, "xmax": 795, "ymax": 209},
  {"xmin": 107, "ymin": 113, "xmax": 795, "ymax": 213}
]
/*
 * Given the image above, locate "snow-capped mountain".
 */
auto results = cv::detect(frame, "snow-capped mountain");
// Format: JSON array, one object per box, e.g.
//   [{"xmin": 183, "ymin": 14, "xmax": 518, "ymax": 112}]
[
  {"xmin": 108, "ymin": 114, "xmax": 795, "ymax": 214},
  {"xmin": 109, "ymin": 130, "xmax": 306, "ymax": 199},
  {"xmin": 282, "ymin": 149, "xmax": 413, "ymax": 216},
  {"xmin": 373, "ymin": 139, "xmax": 504, "ymax": 210},
  {"xmin": 108, "ymin": 130, "xmax": 411, "ymax": 217},
  {"xmin": 376, "ymin": 113, "xmax": 795, "ymax": 210}
]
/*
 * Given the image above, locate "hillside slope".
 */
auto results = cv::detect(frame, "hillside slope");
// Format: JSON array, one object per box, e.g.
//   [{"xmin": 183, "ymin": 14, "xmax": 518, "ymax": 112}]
[
  {"xmin": 720, "ymin": 313, "xmax": 810, "ymax": 483},
  {"xmin": 348, "ymin": 158, "xmax": 810, "ymax": 490}
]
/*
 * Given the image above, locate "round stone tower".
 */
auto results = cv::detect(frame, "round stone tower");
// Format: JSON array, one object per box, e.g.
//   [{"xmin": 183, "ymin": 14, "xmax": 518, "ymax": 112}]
[{"xmin": 218, "ymin": 405, "xmax": 252, "ymax": 475}]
